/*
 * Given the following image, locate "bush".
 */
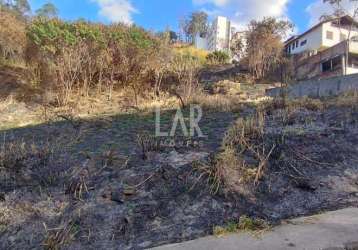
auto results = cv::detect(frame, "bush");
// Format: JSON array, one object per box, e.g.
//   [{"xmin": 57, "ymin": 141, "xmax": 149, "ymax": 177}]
[
  {"xmin": 0, "ymin": 9, "xmax": 27, "ymax": 64},
  {"xmin": 1, "ymin": 15, "xmax": 203, "ymax": 109},
  {"xmin": 206, "ymin": 51, "xmax": 230, "ymax": 65},
  {"xmin": 169, "ymin": 53, "xmax": 201, "ymax": 104},
  {"xmin": 26, "ymin": 19, "xmax": 164, "ymax": 106},
  {"xmin": 194, "ymin": 110, "xmax": 277, "ymax": 195},
  {"xmin": 173, "ymin": 45, "xmax": 208, "ymax": 65}
]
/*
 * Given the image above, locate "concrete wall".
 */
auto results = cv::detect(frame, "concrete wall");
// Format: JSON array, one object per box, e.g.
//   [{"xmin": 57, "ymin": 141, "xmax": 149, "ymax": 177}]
[
  {"xmin": 194, "ymin": 35, "xmax": 208, "ymax": 51},
  {"xmin": 266, "ymin": 73, "xmax": 358, "ymax": 98}
]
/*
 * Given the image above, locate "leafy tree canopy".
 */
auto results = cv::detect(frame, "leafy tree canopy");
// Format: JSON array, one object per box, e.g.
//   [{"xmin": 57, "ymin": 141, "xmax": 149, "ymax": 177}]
[
  {"xmin": 14, "ymin": 0, "xmax": 31, "ymax": 15},
  {"xmin": 36, "ymin": 2, "xmax": 58, "ymax": 18},
  {"xmin": 182, "ymin": 11, "xmax": 209, "ymax": 42}
]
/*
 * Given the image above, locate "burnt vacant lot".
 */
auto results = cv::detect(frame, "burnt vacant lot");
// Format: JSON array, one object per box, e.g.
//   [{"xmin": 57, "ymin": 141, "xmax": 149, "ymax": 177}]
[{"xmin": 0, "ymin": 95, "xmax": 357, "ymax": 250}]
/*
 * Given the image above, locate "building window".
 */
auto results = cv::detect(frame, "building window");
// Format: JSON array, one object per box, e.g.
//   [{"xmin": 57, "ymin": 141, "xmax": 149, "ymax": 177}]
[
  {"xmin": 326, "ymin": 31, "xmax": 334, "ymax": 40},
  {"xmin": 296, "ymin": 40, "xmax": 299, "ymax": 48},
  {"xmin": 292, "ymin": 43, "xmax": 295, "ymax": 50},
  {"xmin": 322, "ymin": 61, "xmax": 332, "ymax": 72},
  {"xmin": 321, "ymin": 56, "xmax": 341, "ymax": 72},
  {"xmin": 300, "ymin": 40, "xmax": 307, "ymax": 46},
  {"xmin": 340, "ymin": 34, "xmax": 347, "ymax": 41}
]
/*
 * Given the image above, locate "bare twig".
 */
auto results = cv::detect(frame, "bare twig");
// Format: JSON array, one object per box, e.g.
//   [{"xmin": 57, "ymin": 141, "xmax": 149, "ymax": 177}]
[
  {"xmin": 135, "ymin": 172, "xmax": 157, "ymax": 189},
  {"xmin": 292, "ymin": 148, "xmax": 335, "ymax": 167},
  {"xmin": 254, "ymin": 144, "xmax": 276, "ymax": 185}
]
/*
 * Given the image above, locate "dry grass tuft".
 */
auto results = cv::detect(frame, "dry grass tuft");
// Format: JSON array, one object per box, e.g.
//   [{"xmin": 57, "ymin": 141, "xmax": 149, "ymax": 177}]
[
  {"xmin": 213, "ymin": 220, "xmax": 240, "ymax": 237},
  {"xmin": 223, "ymin": 111, "xmax": 265, "ymax": 148},
  {"xmin": 194, "ymin": 111, "xmax": 275, "ymax": 195},
  {"xmin": 261, "ymin": 96, "xmax": 324, "ymax": 115},
  {"xmin": 0, "ymin": 136, "xmax": 59, "ymax": 190},
  {"xmin": 289, "ymin": 97, "xmax": 324, "ymax": 112},
  {"xmin": 0, "ymin": 136, "xmax": 53, "ymax": 171},
  {"xmin": 43, "ymin": 221, "xmax": 79, "ymax": 250},
  {"xmin": 65, "ymin": 163, "xmax": 90, "ymax": 201},
  {"xmin": 1, "ymin": 89, "xmax": 181, "ymax": 131},
  {"xmin": 213, "ymin": 215, "xmax": 270, "ymax": 237},
  {"xmin": 258, "ymin": 97, "xmax": 325, "ymax": 127},
  {"xmin": 237, "ymin": 215, "xmax": 269, "ymax": 232},
  {"xmin": 136, "ymin": 133, "xmax": 161, "ymax": 160},
  {"xmin": 193, "ymin": 147, "xmax": 249, "ymax": 194},
  {"xmin": 189, "ymin": 93, "xmax": 243, "ymax": 112},
  {"xmin": 0, "ymin": 139, "xmax": 28, "ymax": 171},
  {"xmin": 211, "ymin": 80, "xmax": 242, "ymax": 95},
  {"xmin": 330, "ymin": 91, "xmax": 358, "ymax": 108},
  {"xmin": 0, "ymin": 206, "xmax": 13, "ymax": 234},
  {"xmin": 0, "ymin": 96, "xmax": 43, "ymax": 130}
]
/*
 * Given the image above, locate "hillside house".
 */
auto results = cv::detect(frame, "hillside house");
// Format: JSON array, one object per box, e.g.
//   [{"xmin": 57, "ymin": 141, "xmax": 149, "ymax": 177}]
[{"xmin": 285, "ymin": 15, "xmax": 358, "ymax": 80}]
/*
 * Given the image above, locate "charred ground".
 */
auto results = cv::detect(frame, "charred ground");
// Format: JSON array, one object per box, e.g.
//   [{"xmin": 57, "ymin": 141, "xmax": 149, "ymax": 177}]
[{"xmin": 0, "ymin": 94, "xmax": 357, "ymax": 249}]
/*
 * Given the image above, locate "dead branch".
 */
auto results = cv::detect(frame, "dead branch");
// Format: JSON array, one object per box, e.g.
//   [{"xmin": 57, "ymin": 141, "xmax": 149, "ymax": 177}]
[
  {"xmin": 254, "ymin": 144, "xmax": 276, "ymax": 185},
  {"xmin": 291, "ymin": 148, "xmax": 335, "ymax": 167},
  {"xmin": 173, "ymin": 91, "xmax": 186, "ymax": 109}
]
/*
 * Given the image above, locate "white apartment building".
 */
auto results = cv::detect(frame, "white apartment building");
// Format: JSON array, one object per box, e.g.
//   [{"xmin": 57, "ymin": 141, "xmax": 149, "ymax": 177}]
[
  {"xmin": 207, "ymin": 16, "xmax": 232, "ymax": 52},
  {"xmin": 194, "ymin": 16, "xmax": 232, "ymax": 53},
  {"xmin": 285, "ymin": 15, "xmax": 358, "ymax": 79}
]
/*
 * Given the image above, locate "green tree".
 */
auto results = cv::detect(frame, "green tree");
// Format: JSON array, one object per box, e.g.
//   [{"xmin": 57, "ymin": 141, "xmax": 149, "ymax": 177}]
[
  {"xmin": 157, "ymin": 29, "xmax": 178, "ymax": 44},
  {"xmin": 183, "ymin": 11, "xmax": 208, "ymax": 43},
  {"xmin": 36, "ymin": 2, "xmax": 58, "ymax": 18},
  {"xmin": 246, "ymin": 17, "xmax": 293, "ymax": 80},
  {"xmin": 13, "ymin": 0, "xmax": 31, "ymax": 16},
  {"xmin": 230, "ymin": 33, "xmax": 246, "ymax": 62}
]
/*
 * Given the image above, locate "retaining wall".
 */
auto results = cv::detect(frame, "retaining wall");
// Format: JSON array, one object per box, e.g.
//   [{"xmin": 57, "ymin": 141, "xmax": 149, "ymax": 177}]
[{"xmin": 266, "ymin": 73, "xmax": 358, "ymax": 98}]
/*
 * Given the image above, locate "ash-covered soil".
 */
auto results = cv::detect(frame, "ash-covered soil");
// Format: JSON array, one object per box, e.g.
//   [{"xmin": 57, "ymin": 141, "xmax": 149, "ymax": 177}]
[
  {"xmin": 254, "ymin": 105, "xmax": 358, "ymax": 220},
  {"xmin": 0, "ymin": 102, "xmax": 357, "ymax": 250}
]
